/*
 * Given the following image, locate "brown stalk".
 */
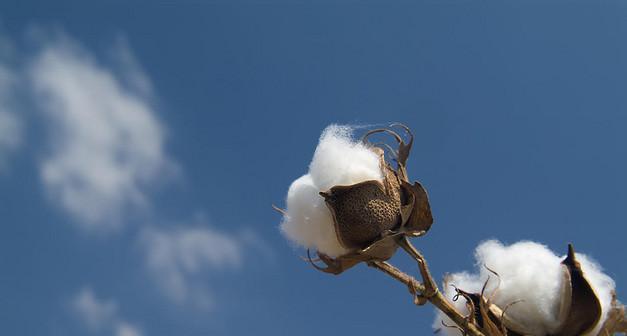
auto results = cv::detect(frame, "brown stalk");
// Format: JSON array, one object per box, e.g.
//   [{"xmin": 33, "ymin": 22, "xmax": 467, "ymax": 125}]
[{"xmin": 367, "ymin": 236, "xmax": 486, "ymax": 336}]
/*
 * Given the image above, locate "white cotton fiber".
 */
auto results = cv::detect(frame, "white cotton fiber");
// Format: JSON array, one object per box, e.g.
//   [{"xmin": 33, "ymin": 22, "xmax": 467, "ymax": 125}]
[
  {"xmin": 308, "ymin": 125, "xmax": 383, "ymax": 191},
  {"xmin": 280, "ymin": 125, "xmax": 383, "ymax": 257},
  {"xmin": 474, "ymin": 241, "xmax": 564, "ymax": 334},
  {"xmin": 433, "ymin": 240, "xmax": 616, "ymax": 336},
  {"xmin": 281, "ymin": 174, "xmax": 349, "ymax": 257}
]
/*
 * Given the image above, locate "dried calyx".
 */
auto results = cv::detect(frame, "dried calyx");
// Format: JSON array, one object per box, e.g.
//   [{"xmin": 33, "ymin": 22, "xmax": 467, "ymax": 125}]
[
  {"xmin": 449, "ymin": 244, "xmax": 626, "ymax": 336},
  {"xmin": 598, "ymin": 292, "xmax": 627, "ymax": 336},
  {"xmin": 309, "ymin": 124, "xmax": 434, "ymax": 274}
]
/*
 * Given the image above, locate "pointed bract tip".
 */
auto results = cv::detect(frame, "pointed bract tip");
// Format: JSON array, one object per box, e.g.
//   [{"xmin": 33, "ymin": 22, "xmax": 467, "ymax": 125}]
[{"xmin": 563, "ymin": 243, "xmax": 576, "ymax": 266}]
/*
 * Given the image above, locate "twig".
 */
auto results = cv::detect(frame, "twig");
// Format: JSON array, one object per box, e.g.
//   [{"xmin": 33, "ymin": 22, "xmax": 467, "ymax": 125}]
[
  {"xmin": 367, "ymin": 260, "xmax": 485, "ymax": 336},
  {"xmin": 398, "ymin": 236, "xmax": 439, "ymax": 302}
]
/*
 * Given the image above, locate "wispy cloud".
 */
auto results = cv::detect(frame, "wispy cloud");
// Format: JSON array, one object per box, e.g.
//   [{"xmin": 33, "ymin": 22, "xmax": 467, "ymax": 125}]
[
  {"xmin": 139, "ymin": 224, "xmax": 244, "ymax": 308},
  {"xmin": 3, "ymin": 29, "xmax": 270, "ymax": 317},
  {"xmin": 109, "ymin": 36, "xmax": 153, "ymax": 98},
  {"xmin": 115, "ymin": 322, "xmax": 143, "ymax": 336},
  {"xmin": 71, "ymin": 287, "xmax": 143, "ymax": 336},
  {"xmin": 0, "ymin": 62, "xmax": 21, "ymax": 170},
  {"xmin": 28, "ymin": 35, "xmax": 175, "ymax": 230}
]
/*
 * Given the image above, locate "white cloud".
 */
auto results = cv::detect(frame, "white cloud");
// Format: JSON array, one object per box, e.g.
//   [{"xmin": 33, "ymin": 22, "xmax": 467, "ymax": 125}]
[
  {"xmin": 115, "ymin": 322, "xmax": 143, "ymax": 336},
  {"xmin": 0, "ymin": 63, "xmax": 21, "ymax": 169},
  {"xmin": 72, "ymin": 287, "xmax": 117, "ymax": 331},
  {"xmin": 71, "ymin": 287, "xmax": 143, "ymax": 336},
  {"xmin": 28, "ymin": 36, "xmax": 175, "ymax": 230},
  {"xmin": 109, "ymin": 36, "xmax": 152, "ymax": 98},
  {"xmin": 140, "ymin": 225, "xmax": 243, "ymax": 307}
]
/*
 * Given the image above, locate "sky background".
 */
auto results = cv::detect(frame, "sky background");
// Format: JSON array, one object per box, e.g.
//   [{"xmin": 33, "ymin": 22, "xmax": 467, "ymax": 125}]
[{"xmin": 0, "ymin": 1, "xmax": 626, "ymax": 335}]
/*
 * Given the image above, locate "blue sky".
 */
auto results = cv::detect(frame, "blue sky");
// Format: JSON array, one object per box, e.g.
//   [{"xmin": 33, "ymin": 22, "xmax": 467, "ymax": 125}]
[{"xmin": 0, "ymin": 1, "xmax": 626, "ymax": 335}]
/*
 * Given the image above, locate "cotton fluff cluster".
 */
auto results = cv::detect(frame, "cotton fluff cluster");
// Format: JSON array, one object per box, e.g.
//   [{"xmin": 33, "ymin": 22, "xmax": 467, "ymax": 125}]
[
  {"xmin": 434, "ymin": 240, "xmax": 616, "ymax": 336},
  {"xmin": 280, "ymin": 125, "xmax": 383, "ymax": 257}
]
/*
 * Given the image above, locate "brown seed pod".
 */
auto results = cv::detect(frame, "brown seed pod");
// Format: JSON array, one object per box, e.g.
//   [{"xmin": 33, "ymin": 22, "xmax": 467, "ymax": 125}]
[
  {"xmin": 309, "ymin": 124, "xmax": 434, "ymax": 274},
  {"xmin": 319, "ymin": 149, "xmax": 402, "ymax": 250}
]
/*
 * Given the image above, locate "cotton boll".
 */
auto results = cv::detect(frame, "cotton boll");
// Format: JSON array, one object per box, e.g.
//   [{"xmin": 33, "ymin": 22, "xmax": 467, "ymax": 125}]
[
  {"xmin": 574, "ymin": 253, "xmax": 616, "ymax": 336},
  {"xmin": 280, "ymin": 174, "xmax": 349, "ymax": 258},
  {"xmin": 309, "ymin": 125, "xmax": 383, "ymax": 192},
  {"xmin": 432, "ymin": 240, "xmax": 617, "ymax": 336},
  {"xmin": 475, "ymin": 240, "xmax": 564, "ymax": 335},
  {"xmin": 281, "ymin": 125, "xmax": 385, "ymax": 257}
]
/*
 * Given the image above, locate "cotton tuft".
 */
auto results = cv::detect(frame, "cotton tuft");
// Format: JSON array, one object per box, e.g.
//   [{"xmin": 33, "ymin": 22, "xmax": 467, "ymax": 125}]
[
  {"xmin": 309, "ymin": 125, "xmax": 383, "ymax": 191},
  {"xmin": 280, "ymin": 125, "xmax": 383, "ymax": 257},
  {"xmin": 433, "ymin": 240, "xmax": 616, "ymax": 336}
]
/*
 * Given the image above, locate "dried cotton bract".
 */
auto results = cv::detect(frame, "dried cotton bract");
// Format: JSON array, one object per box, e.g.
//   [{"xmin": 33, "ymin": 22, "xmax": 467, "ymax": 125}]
[
  {"xmin": 434, "ymin": 240, "xmax": 625, "ymax": 336},
  {"xmin": 278, "ymin": 124, "xmax": 433, "ymax": 274}
]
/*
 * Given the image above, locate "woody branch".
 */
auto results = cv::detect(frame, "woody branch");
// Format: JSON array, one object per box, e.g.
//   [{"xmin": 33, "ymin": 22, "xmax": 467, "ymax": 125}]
[{"xmin": 367, "ymin": 237, "xmax": 486, "ymax": 336}]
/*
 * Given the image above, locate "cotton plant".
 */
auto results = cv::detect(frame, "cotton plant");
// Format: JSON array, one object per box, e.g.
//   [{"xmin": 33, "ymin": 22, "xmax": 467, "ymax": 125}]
[{"xmin": 275, "ymin": 124, "xmax": 626, "ymax": 336}]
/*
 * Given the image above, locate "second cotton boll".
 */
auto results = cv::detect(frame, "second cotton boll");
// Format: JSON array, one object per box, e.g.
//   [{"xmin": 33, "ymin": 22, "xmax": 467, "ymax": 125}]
[{"xmin": 433, "ymin": 240, "xmax": 616, "ymax": 336}]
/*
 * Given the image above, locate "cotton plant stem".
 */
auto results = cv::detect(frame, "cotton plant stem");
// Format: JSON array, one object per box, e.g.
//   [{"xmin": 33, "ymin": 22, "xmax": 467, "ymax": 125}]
[
  {"xmin": 367, "ymin": 260, "xmax": 484, "ymax": 336},
  {"xmin": 367, "ymin": 236, "xmax": 486, "ymax": 336},
  {"xmin": 397, "ymin": 236, "xmax": 438, "ymax": 299},
  {"xmin": 367, "ymin": 260, "xmax": 425, "ymax": 293}
]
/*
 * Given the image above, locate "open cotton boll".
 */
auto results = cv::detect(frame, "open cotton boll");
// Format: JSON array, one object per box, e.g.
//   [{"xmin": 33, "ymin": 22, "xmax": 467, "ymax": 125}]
[
  {"xmin": 280, "ymin": 174, "xmax": 349, "ymax": 258},
  {"xmin": 280, "ymin": 125, "xmax": 385, "ymax": 257},
  {"xmin": 433, "ymin": 240, "xmax": 616, "ymax": 336},
  {"xmin": 309, "ymin": 125, "xmax": 383, "ymax": 191}
]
